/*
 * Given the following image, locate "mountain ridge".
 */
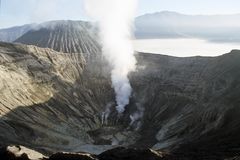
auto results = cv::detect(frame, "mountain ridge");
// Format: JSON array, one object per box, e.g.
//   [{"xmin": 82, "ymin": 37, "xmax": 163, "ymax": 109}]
[
  {"xmin": 0, "ymin": 24, "xmax": 36, "ymax": 42},
  {"xmin": 135, "ymin": 11, "xmax": 240, "ymax": 41},
  {"xmin": 1, "ymin": 11, "xmax": 240, "ymax": 43},
  {"xmin": 14, "ymin": 20, "xmax": 101, "ymax": 62},
  {"xmin": 138, "ymin": 11, "xmax": 240, "ymax": 18}
]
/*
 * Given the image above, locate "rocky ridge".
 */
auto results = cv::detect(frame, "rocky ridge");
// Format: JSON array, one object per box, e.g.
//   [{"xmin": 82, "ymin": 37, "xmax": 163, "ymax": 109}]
[{"xmin": 1, "ymin": 145, "xmax": 240, "ymax": 160}]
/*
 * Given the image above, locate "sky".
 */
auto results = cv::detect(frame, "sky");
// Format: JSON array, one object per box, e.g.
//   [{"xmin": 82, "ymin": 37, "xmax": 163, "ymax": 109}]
[{"xmin": 0, "ymin": 0, "xmax": 240, "ymax": 28}]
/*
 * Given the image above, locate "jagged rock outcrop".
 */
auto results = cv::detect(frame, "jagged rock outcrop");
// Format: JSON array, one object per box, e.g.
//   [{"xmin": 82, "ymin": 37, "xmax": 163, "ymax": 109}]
[
  {"xmin": 0, "ymin": 145, "xmax": 46, "ymax": 160},
  {"xmin": 2, "ymin": 145, "xmax": 239, "ymax": 160},
  {"xmin": 1, "ymin": 41, "xmax": 240, "ymax": 158},
  {"xmin": 97, "ymin": 147, "xmax": 169, "ymax": 160},
  {"xmin": 49, "ymin": 152, "xmax": 97, "ymax": 160},
  {"xmin": 0, "ymin": 145, "xmax": 171, "ymax": 160}
]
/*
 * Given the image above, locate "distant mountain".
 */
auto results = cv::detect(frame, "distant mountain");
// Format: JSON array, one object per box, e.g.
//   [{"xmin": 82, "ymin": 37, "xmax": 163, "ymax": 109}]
[
  {"xmin": 0, "ymin": 24, "xmax": 36, "ymax": 42},
  {"xmin": 135, "ymin": 11, "xmax": 240, "ymax": 42},
  {"xmin": 2, "ymin": 11, "xmax": 240, "ymax": 44},
  {"xmin": 14, "ymin": 20, "xmax": 101, "ymax": 61}
]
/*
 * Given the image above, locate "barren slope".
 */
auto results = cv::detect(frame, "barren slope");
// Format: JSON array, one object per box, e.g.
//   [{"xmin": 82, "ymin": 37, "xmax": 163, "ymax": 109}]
[
  {"xmin": 1, "ymin": 42, "xmax": 240, "ymax": 158},
  {"xmin": 14, "ymin": 21, "xmax": 101, "ymax": 61}
]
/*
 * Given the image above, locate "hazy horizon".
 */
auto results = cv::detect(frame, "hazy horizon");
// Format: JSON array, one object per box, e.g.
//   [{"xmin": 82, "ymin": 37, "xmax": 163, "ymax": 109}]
[
  {"xmin": 1, "ymin": 1, "xmax": 240, "ymax": 57},
  {"xmin": 1, "ymin": 0, "xmax": 240, "ymax": 28}
]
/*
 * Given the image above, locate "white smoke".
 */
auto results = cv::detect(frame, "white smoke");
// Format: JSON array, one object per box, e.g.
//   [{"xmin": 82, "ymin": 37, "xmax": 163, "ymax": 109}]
[
  {"xmin": 84, "ymin": 0, "xmax": 137, "ymax": 114},
  {"xmin": 129, "ymin": 102, "xmax": 144, "ymax": 130},
  {"xmin": 101, "ymin": 102, "xmax": 113, "ymax": 125}
]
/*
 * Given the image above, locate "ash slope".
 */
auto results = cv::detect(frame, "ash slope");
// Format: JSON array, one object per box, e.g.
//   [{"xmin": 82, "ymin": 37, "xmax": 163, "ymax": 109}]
[
  {"xmin": 0, "ymin": 42, "xmax": 113, "ymax": 154},
  {"xmin": 132, "ymin": 51, "xmax": 240, "ymax": 156},
  {"xmin": 14, "ymin": 20, "xmax": 101, "ymax": 61},
  {"xmin": 1, "ymin": 42, "xmax": 240, "ymax": 158}
]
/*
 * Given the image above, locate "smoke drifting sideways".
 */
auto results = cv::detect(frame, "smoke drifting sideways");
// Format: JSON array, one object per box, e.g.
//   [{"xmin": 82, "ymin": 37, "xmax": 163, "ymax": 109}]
[{"xmin": 84, "ymin": 0, "xmax": 137, "ymax": 114}]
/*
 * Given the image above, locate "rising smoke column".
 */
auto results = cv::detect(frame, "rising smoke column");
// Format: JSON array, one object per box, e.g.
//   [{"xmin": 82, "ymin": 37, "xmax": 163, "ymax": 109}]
[{"xmin": 84, "ymin": 0, "xmax": 137, "ymax": 114}]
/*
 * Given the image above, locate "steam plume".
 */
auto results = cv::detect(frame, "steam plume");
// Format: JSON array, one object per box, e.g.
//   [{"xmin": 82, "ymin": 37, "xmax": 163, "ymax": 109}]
[{"xmin": 84, "ymin": 0, "xmax": 137, "ymax": 113}]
